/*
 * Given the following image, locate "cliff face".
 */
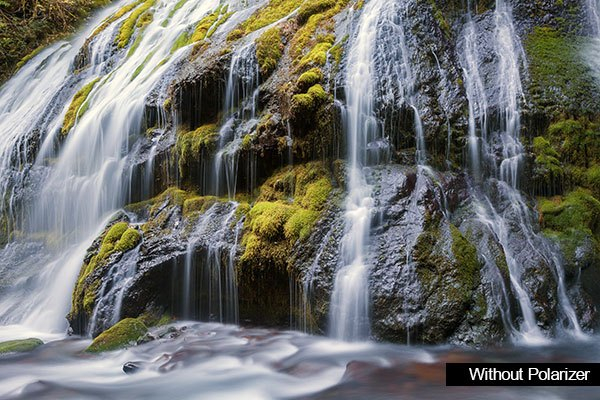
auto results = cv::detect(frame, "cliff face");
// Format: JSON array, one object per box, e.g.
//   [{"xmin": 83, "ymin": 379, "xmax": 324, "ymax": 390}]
[{"xmin": 1, "ymin": 0, "xmax": 599, "ymax": 345}]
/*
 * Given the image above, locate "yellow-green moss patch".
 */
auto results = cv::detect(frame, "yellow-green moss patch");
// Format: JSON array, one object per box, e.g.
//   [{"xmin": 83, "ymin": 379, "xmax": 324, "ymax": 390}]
[
  {"xmin": 61, "ymin": 78, "xmax": 100, "ymax": 136},
  {"xmin": 116, "ymin": 0, "xmax": 156, "ymax": 49},
  {"xmin": 86, "ymin": 318, "xmax": 147, "ymax": 353},
  {"xmin": 0, "ymin": 338, "xmax": 43, "ymax": 354},
  {"xmin": 256, "ymin": 27, "xmax": 284, "ymax": 76}
]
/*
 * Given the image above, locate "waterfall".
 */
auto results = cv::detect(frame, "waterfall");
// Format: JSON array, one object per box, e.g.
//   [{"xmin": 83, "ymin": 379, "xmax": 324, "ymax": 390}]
[
  {"xmin": 214, "ymin": 43, "xmax": 260, "ymax": 199},
  {"xmin": 461, "ymin": 0, "xmax": 583, "ymax": 343},
  {"xmin": 0, "ymin": 0, "xmax": 237, "ymax": 334},
  {"xmin": 328, "ymin": 0, "xmax": 383, "ymax": 341}
]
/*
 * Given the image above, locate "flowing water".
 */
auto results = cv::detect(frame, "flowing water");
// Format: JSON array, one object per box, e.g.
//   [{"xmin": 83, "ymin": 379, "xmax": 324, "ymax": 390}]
[
  {"xmin": 0, "ymin": 0, "xmax": 596, "ymax": 397},
  {"xmin": 1, "ymin": 322, "xmax": 600, "ymax": 400},
  {"xmin": 460, "ymin": 0, "xmax": 582, "ymax": 343}
]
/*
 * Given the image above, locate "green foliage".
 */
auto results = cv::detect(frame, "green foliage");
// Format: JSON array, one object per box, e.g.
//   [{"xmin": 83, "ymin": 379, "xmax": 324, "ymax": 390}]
[
  {"xmin": 228, "ymin": 0, "xmax": 298, "ymax": 40},
  {"xmin": 297, "ymin": 0, "xmax": 336, "ymax": 25},
  {"xmin": 176, "ymin": 124, "xmax": 219, "ymax": 178},
  {"xmin": 86, "ymin": 318, "xmax": 147, "ymax": 353},
  {"xmin": 61, "ymin": 78, "xmax": 100, "ymax": 136},
  {"xmin": 0, "ymin": 338, "xmax": 43, "ymax": 354},
  {"xmin": 296, "ymin": 68, "xmax": 323, "ymax": 91},
  {"xmin": 0, "ymin": 0, "xmax": 111, "ymax": 82},
  {"xmin": 113, "ymin": 228, "xmax": 141, "ymax": 252},
  {"xmin": 525, "ymin": 27, "xmax": 600, "ymax": 115},
  {"xmin": 256, "ymin": 27, "xmax": 283, "ymax": 76},
  {"xmin": 116, "ymin": 0, "xmax": 156, "ymax": 49}
]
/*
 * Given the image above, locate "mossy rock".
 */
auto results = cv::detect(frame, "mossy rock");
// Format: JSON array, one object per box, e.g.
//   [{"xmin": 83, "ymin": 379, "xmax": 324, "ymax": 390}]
[
  {"xmin": 256, "ymin": 27, "xmax": 284, "ymax": 77},
  {"xmin": 525, "ymin": 27, "xmax": 600, "ymax": 115},
  {"xmin": 68, "ymin": 220, "xmax": 142, "ymax": 334},
  {"xmin": 86, "ymin": 318, "xmax": 147, "ymax": 353},
  {"xmin": 0, "ymin": 338, "xmax": 43, "ymax": 355},
  {"xmin": 539, "ymin": 188, "xmax": 600, "ymax": 277}
]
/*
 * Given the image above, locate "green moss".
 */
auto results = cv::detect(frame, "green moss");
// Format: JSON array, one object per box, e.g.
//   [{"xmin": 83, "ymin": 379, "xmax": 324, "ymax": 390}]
[
  {"xmin": 284, "ymin": 208, "xmax": 319, "ymax": 241},
  {"xmin": 131, "ymin": 50, "xmax": 156, "ymax": 80},
  {"xmin": 539, "ymin": 189, "xmax": 600, "ymax": 235},
  {"xmin": 449, "ymin": 225, "xmax": 481, "ymax": 298},
  {"xmin": 114, "ymin": 228, "xmax": 141, "ymax": 252},
  {"xmin": 116, "ymin": 0, "xmax": 155, "ymax": 49},
  {"xmin": 299, "ymin": 39, "xmax": 334, "ymax": 67},
  {"xmin": 0, "ymin": 338, "xmax": 43, "ymax": 354},
  {"xmin": 91, "ymin": 0, "xmax": 144, "ymax": 39},
  {"xmin": 292, "ymin": 83, "xmax": 330, "ymax": 114},
  {"xmin": 176, "ymin": 124, "xmax": 219, "ymax": 178},
  {"xmin": 182, "ymin": 196, "xmax": 219, "ymax": 217},
  {"xmin": 525, "ymin": 27, "xmax": 599, "ymax": 115},
  {"xmin": 240, "ymin": 162, "xmax": 334, "ymax": 267},
  {"xmin": 256, "ymin": 27, "xmax": 283, "ymax": 76},
  {"xmin": 190, "ymin": 5, "xmax": 232, "ymax": 43},
  {"xmin": 61, "ymin": 78, "xmax": 100, "ymax": 136},
  {"xmin": 15, "ymin": 45, "xmax": 45, "ymax": 70},
  {"xmin": 586, "ymin": 165, "xmax": 600, "ymax": 196},
  {"xmin": 297, "ymin": 0, "xmax": 337, "ymax": 25},
  {"xmin": 539, "ymin": 189, "xmax": 600, "ymax": 273},
  {"xmin": 69, "ymin": 221, "xmax": 141, "ymax": 322},
  {"xmin": 427, "ymin": 0, "xmax": 452, "ymax": 39},
  {"xmin": 86, "ymin": 318, "xmax": 147, "ymax": 353},
  {"xmin": 296, "ymin": 68, "xmax": 323, "ymax": 91},
  {"xmin": 228, "ymin": 0, "xmax": 299, "ymax": 40}
]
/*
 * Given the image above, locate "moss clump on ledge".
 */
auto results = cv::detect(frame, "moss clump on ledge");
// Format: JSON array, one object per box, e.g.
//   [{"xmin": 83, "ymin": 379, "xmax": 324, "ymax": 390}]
[
  {"xmin": 0, "ymin": 338, "xmax": 43, "ymax": 355},
  {"xmin": 227, "ymin": 0, "xmax": 299, "ymax": 40},
  {"xmin": 86, "ymin": 318, "xmax": 147, "ymax": 353},
  {"xmin": 256, "ymin": 27, "xmax": 284, "ymax": 77},
  {"xmin": 292, "ymin": 83, "xmax": 330, "ymax": 114},
  {"xmin": 61, "ymin": 78, "xmax": 100, "ymax": 136},
  {"xmin": 296, "ymin": 68, "xmax": 323, "ymax": 91},
  {"xmin": 176, "ymin": 124, "xmax": 219, "ymax": 178},
  {"xmin": 190, "ymin": 4, "xmax": 232, "ymax": 43},
  {"xmin": 297, "ymin": 0, "xmax": 337, "ymax": 25},
  {"xmin": 116, "ymin": 0, "xmax": 156, "ymax": 49},
  {"xmin": 240, "ymin": 162, "xmax": 333, "ymax": 269}
]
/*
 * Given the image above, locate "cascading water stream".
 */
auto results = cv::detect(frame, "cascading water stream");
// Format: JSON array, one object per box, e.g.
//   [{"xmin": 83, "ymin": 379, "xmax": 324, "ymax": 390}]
[
  {"xmin": 0, "ymin": 0, "xmax": 242, "ymax": 335},
  {"xmin": 462, "ymin": 0, "xmax": 583, "ymax": 343},
  {"xmin": 214, "ymin": 43, "xmax": 260, "ymax": 199},
  {"xmin": 182, "ymin": 202, "xmax": 241, "ymax": 323},
  {"xmin": 328, "ymin": 0, "xmax": 383, "ymax": 341},
  {"xmin": 329, "ymin": 0, "xmax": 426, "ymax": 341}
]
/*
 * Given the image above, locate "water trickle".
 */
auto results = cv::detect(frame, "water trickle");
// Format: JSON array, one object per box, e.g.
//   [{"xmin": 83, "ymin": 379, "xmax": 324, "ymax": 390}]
[
  {"xmin": 182, "ymin": 202, "xmax": 241, "ymax": 323},
  {"xmin": 214, "ymin": 43, "xmax": 260, "ymax": 199},
  {"xmin": 89, "ymin": 242, "xmax": 141, "ymax": 335}
]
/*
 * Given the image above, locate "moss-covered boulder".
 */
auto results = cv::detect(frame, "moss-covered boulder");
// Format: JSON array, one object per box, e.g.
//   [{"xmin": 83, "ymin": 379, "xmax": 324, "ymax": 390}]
[
  {"xmin": 237, "ymin": 162, "xmax": 336, "ymax": 326},
  {"xmin": 86, "ymin": 318, "xmax": 147, "ymax": 353},
  {"xmin": 68, "ymin": 220, "xmax": 142, "ymax": 335},
  {"xmin": 0, "ymin": 338, "xmax": 43, "ymax": 355}
]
